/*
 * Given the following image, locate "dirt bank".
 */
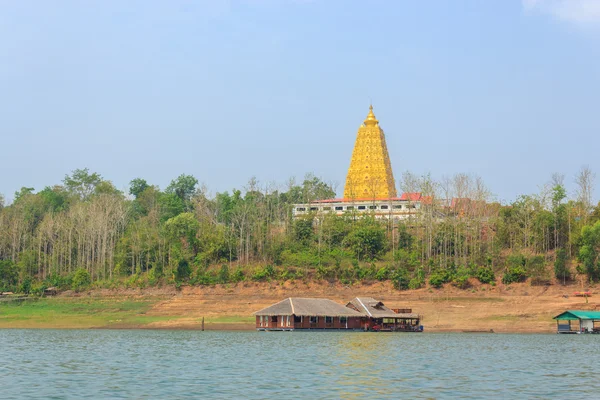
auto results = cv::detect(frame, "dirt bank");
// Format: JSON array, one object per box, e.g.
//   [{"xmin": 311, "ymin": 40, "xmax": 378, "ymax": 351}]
[
  {"xmin": 4, "ymin": 281, "xmax": 596, "ymax": 332},
  {"xmin": 140, "ymin": 280, "xmax": 598, "ymax": 332}
]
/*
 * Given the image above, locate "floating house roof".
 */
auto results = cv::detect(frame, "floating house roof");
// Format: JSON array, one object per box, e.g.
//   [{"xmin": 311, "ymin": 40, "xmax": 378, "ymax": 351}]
[
  {"xmin": 553, "ymin": 310, "xmax": 600, "ymax": 321},
  {"xmin": 347, "ymin": 297, "xmax": 419, "ymax": 319},
  {"xmin": 254, "ymin": 298, "xmax": 363, "ymax": 317}
]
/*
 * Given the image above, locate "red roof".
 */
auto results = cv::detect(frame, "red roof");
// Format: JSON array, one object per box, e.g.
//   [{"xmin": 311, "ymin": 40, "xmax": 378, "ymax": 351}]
[{"xmin": 399, "ymin": 192, "xmax": 422, "ymax": 201}]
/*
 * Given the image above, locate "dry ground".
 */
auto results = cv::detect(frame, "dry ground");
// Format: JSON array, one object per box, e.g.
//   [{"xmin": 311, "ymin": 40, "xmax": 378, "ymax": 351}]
[{"xmin": 141, "ymin": 279, "xmax": 599, "ymax": 332}]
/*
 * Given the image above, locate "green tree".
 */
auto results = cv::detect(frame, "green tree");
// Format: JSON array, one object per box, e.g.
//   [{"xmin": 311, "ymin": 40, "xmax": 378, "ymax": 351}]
[
  {"xmin": 63, "ymin": 168, "xmax": 103, "ymax": 199},
  {"xmin": 344, "ymin": 218, "xmax": 387, "ymax": 261},
  {"xmin": 166, "ymin": 174, "xmax": 198, "ymax": 203},
  {"xmin": 579, "ymin": 221, "xmax": 600, "ymax": 282},
  {"xmin": 14, "ymin": 187, "xmax": 35, "ymax": 203},
  {"xmin": 72, "ymin": 268, "xmax": 91, "ymax": 292},
  {"xmin": 165, "ymin": 212, "xmax": 200, "ymax": 250},
  {"xmin": 293, "ymin": 218, "xmax": 314, "ymax": 245},
  {"xmin": 129, "ymin": 178, "xmax": 150, "ymax": 199},
  {"xmin": 0, "ymin": 260, "xmax": 18, "ymax": 291},
  {"xmin": 554, "ymin": 248, "xmax": 570, "ymax": 283},
  {"xmin": 39, "ymin": 186, "xmax": 69, "ymax": 212}
]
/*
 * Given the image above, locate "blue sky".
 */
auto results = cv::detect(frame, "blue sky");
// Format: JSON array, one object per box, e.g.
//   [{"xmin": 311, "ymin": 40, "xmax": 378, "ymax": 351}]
[{"xmin": 1, "ymin": 0, "xmax": 599, "ymax": 203}]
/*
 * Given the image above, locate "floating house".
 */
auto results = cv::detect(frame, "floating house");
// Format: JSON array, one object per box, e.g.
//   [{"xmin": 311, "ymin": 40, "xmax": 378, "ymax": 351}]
[
  {"xmin": 346, "ymin": 297, "xmax": 422, "ymax": 332},
  {"xmin": 255, "ymin": 298, "xmax": 363, "ymax": 331},
  {"xmin": 554, "ymin": 310, "xmax": 600, "ymax": 334},
  {"xmin": 254, "ymin": 297, "xmax": 422, "ymax": 332}
]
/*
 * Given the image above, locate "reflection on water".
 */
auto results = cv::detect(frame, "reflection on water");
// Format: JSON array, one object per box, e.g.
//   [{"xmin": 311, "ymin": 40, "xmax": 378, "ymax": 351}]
[{"xmin": 1, "ymin": 330, "xmax": 599, "ymax": 399}]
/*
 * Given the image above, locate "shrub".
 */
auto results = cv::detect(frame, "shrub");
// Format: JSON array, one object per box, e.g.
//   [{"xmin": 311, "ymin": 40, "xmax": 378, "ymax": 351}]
[
  {"xmin": 175, "ymin": 259, "xmax": 191, "ymax": 282},
  {"xmin": 408, "ymin": 277, "xmax": 424, "ymax": 290},
  {"xmin": 19, "ymin": 278, "xmax": 32, "ymax": 294},
  {"xmin": 45, "ymin": 273, "xmax": 73, "ymax": 290},
  {"xmin": 218, "ymin": 264, "xmax": 230, "ymax": 284},
  {"xmin": 31, "ymin": 282, "xmax": 47, "ymax": 297},
  {"xmin": 375, "ymin": 266, "xmax": 390, "ymax": 281},
  {"xmin": 252, "ymin": 265, "xmax": 275, "ymax": 282},
  {"xmin": 148, "ymin": 267, "xmax": 161, "ymax": 286},
  {"xmin": 72, "ymin": 268, "xmax": 91, "ymax": 292},
  {"xmin": 453, "ymin": 266, "xmax": 471, "ymax": 289},
  {"xmin": 476, "ymin": 266, "xmax": 495, "ymax": 284},
  {"xmin": 279, "ymin": 266, "xmax": 297, "ymax": 281},
  {"xmin": 429, "ymin": 273, "xmax": 446, "ymax": 289},
  {"xmin": 316, "ymin": 265, "xmax": 335, "ymax": 280},
  {"xmin": 502, "ymin": 265, "xmax": 528, "ymax": 285},
  {"xmin": 391, "ymin": 267, "xmax": 409, "ymax": 290},
  {"xmin": 232, "ymin": 267, "xmax": 245, "ymax": 283}
]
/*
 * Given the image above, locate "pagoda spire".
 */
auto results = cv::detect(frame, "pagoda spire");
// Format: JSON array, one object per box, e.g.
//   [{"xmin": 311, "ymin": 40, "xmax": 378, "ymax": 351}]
[
  {"xmin": 364, "ymin": 104, "xmax": 378, "ymax": 126},
  {"xmin": 343, "ymin": 105, "xmax": 397, "ymax": 200}
]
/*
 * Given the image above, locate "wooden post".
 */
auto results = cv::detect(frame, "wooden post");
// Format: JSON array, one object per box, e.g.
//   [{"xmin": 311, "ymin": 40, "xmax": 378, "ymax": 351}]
[{"xmin": 202, "ymin": 316, "xmax": 205, "ymax": 331}]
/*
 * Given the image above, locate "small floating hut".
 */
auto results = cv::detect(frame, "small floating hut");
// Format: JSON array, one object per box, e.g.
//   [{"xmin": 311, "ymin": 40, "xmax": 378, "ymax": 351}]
[{"xmin": 553, "ymin": 310, "xmax": 600, "ymax": 334}]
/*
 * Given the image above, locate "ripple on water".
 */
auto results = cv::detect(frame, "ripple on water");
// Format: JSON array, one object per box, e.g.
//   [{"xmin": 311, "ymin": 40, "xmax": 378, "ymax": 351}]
[{"xmin": 0, "ymin": 330, "xmax": 599, "ymax": 399}]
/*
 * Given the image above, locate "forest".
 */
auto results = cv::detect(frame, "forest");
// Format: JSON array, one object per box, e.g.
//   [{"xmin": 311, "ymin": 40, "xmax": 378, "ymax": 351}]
[{"xmin": 1, "ymin": 167, "xmax": 600, "ymax": 295}]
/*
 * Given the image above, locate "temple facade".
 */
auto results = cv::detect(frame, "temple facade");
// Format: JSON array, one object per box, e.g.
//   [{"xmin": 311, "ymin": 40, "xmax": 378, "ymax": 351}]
[
  {"xmin": 293, "ymin": 105, "xmax": 425, "ymax": 220},
  {"xmin": 344, "ymin": 105, "xmax": 397, "ymax": 200}
]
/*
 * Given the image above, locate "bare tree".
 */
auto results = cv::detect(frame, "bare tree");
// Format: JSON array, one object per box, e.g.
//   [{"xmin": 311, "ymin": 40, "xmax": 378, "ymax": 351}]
[{"xmin": 576, "ymin": 165, "xmax": 595, "ymax": 224}]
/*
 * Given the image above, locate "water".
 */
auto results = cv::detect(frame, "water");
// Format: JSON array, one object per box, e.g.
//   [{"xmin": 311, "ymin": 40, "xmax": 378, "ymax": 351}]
[{"xmin": 0, "ymin": 330, "xmax": 598, "ymax": 399}]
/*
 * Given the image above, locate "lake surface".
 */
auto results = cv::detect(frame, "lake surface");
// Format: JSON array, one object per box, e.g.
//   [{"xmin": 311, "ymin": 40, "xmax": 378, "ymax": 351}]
[{"xmin": 1, "ymin": 330, "xmax": 598, "ymax": 399}]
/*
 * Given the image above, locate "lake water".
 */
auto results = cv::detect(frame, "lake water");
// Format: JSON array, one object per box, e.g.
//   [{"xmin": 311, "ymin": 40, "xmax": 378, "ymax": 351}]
[{"xmin": 1, "ymin": 330, "xmax": 598, "ymax": 399}]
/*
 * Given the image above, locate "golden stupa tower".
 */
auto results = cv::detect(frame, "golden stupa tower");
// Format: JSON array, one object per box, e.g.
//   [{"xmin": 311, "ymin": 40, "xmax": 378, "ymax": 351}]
[{"xmin": 343, "ymin": 105, "xmax": 397, "ymax": 200}]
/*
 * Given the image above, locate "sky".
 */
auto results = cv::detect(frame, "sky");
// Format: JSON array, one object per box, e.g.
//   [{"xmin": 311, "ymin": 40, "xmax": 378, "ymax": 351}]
[{"xmin": 1, "ymin": 0, "xmax": 599, "ymax": 204}]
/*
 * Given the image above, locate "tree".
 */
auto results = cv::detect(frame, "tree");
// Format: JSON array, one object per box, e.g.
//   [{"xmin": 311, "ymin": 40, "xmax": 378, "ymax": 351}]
[
  {"xmin": 165, "ymin": 213, "xmax": 200, "ymax": 249},
  {"xmin": 14, "ymin": 187, "xmax": 35, "ymax": 203},
  {"xmin": 63, "ymin": 168, "xmax": 103, "ymax": 200},
  {"xmin": 554, "ymin": 248, "xmax": 569, "ymax": 284},
  {"xmin": 72, "ymin": 268, "xmax": 91, "ymax": 292},
  {"xmin": 294, "ymin": 218, "xmax": 314, "ymax": 245},
  {"xmin": 344, "ymin": 218, "xmax": 387, "ymax": 261},
  {"xmin": 579, "ymin": 221, "xmax": 600, "ymax": 282},
  {"xmin": 166, "ymin": 174, "xmax": 198, "ymax": 203},
  {"xmin": 129, "ymin": 178, "xmax": 149, "ymax": 199},
  {"xmin": 39, "ymin": 186, "xmax": 69, "ymax": 212},
  {"xmin": 0, "ymin": 260, "xmax": 18, "ymax": 291},
  {"xmin": 575, "ymin": 166, "xmax": 595, "ymax": 224}
]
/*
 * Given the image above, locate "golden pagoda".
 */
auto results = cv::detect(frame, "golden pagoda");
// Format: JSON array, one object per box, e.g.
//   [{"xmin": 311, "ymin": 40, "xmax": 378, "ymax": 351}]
[{"xmin": 343, "ymin": 105, "xmax": 397, "ymax": 200}]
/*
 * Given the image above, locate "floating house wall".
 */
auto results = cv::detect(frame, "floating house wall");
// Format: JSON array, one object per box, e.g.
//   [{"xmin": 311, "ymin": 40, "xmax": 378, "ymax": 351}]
[
  {"xmin": 581, "ymin": 319, "xmax": 594, "ymax": 331},
  {"xmin": 256, "ymin": 315, "xmax": 362, "ymax": 330}
]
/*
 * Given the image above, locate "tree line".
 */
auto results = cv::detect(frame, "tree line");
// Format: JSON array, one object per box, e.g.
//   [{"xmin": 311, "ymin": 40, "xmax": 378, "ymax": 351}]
[{"xmin": 1, "ymin": 167, "xmax": 599, "ymax": 294}]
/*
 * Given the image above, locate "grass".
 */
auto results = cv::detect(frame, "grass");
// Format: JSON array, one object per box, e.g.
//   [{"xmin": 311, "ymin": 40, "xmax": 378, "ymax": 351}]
[
  {"xmin": 203, "ymin": 315, "xmax": 254, "ymax": 324},
  {"xmin": 0, "ymin": 297, "xmax": 175, "ymax": 329}
]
